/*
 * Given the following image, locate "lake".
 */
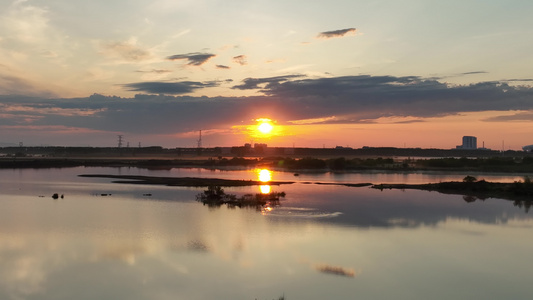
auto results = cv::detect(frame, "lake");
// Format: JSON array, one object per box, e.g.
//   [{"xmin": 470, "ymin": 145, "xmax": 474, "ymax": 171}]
[{"xmin": 1, "ymin": 167, "xmax": 532, "ymax": 300}]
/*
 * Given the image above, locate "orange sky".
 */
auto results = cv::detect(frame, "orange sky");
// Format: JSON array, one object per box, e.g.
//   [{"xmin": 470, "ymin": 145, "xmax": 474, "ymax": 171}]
[{"xmin": 1, "ymin": 1, "xmax": 533, "ymax": 149}]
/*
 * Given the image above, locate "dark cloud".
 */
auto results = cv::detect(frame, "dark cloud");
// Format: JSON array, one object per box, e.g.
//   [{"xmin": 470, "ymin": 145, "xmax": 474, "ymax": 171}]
[
  {"xmin": 317, "ymin": 28, "xmax": 356, "ymax": 39},
  {"xmin": 233, "ymin": 55, "xmax": 247, "ymax": 66},
  {"xmin": 216, "ymin": 65, "xmax": 230, "ymax": 69},
  {"xmin": 315, "ymin": 265, "xmax": 355, "ymax": 277},
  {"xmin": 122, "ymin": 81, "xmax": 218, "ymax": 94},
  {"xmin": 461, "ymin": 71, "xmax": 488, "ymax": 75},
  {"xmin": 231, "ymin": 75, "xmax": 305, "ymax": 90},
  {"xmin": 3, "ymin": 75, "xmax": 533, "ymax": 143},
  {"xmin": 270, "ymin": 76, "xmax": 532, "ymax": 109},
  {"xmin": 166, "ymin": 52, "xmax": 216, "ymax": 66},
  {"xmin": 230, "ymin": 75, "xmax": 533, "ymax": 123}
]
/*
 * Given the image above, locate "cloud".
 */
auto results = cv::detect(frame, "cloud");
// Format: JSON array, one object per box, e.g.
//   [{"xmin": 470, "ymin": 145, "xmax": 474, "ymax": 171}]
[
  {"xmin": 166, "ymin": 52, "xmax": 216, "ymax": 66},
  {"xmin": 317, "ymin": 28, "xmax": 357, "ymax": 39},
  {"xmin": 233, "ymin": 55, "xmax": 247, "ymax": 66},
  {"xmin": 216, "ymin": 65, "xmax": 230, "ymax": 69},
  {"xmin": 122, "ymin": 81, "xmax": 219, "ymax": 94},
  {"xmin": 231, "ymin": 75, "xmax": 305, "ymax": 90}
]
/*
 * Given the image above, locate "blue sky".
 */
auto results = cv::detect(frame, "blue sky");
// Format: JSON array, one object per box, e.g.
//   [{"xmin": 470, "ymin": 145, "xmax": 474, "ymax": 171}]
[{"xmin": 1, "ymin": 0, "xmax": 533, "ymax": 149}]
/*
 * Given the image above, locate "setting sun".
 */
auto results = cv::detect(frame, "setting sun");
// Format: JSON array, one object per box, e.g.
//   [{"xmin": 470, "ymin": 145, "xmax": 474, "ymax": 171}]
[{"xmin": 256, "ymin": 118, "xmax": 274, "ymax": 134}]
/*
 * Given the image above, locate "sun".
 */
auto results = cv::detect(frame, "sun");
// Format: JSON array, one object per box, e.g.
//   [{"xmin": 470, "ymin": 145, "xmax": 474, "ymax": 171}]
[
  {"xmin": 256, "ymin": 118, "xmax": 274, "ymax": 134},
  {"xmin": 258, "ymin": 122, "xmax": 273, "ymax": 134}
]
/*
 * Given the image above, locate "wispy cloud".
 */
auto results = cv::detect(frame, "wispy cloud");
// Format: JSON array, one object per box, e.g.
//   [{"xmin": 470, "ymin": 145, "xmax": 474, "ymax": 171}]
[
  {"xmin": 135, "ymin": 69, "xmax": 172, "ymax": 74},
  {"xmin": 461, "ymin": 71, "xmax": 488, "ymax": 75},
  {"xmin": 482, "ymin": 111, "xmax": 533, "ymax": 122},
  {"xmin": 233, "ymin": 55, "xmax": 247, "ymax": 66},
  {"xmin": 100, "ymin": 39, "xmax": 152, "ymax": 62},
  {"xmin": 216, "ymin": 65, "xmax": 230, "ymax": 69},
  {"xmin": 317, "ymin": 28, "xmax": 357, "ymax": 39},
  {"xmin": 502, "ymin": 78, "xmax": 533, "ymax": 82},
  {"xmin": 166, "ymin": 52, "xmax": 216, "ymax": 66},
  {"xmin": 0, "ymin": 74, "xmax": 56, "ymax": 97},
  {"xmin": 172, "ymin": 29, "xmax": 191, "ymax": 39}
]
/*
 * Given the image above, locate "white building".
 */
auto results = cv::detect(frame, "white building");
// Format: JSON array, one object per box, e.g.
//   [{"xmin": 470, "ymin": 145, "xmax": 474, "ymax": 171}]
[{"xmin": 456, "ymin": 136, "xmax": 477, "ymax": 149}]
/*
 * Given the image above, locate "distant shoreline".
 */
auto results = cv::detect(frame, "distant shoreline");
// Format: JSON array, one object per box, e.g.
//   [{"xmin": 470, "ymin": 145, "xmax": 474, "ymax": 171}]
[{"xmin": 2, "ymin": 155, "xmax": 533, "ymax": 174}]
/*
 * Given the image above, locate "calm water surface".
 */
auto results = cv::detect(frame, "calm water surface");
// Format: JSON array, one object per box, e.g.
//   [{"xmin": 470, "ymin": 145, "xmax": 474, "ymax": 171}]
[{"xmin": 1, "ymin": 167, "xmax": 532, "ymax": 300}]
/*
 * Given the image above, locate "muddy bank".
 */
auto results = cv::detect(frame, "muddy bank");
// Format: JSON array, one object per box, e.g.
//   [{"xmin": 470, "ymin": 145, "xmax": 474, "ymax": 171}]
[{"xmin": 79, "ymin": 174, "xmax": 294, "ymax": 187}]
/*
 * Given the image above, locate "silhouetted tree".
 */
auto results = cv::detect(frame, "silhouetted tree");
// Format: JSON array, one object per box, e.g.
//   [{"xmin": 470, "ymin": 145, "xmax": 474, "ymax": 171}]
[{"xmin": 463, "ymin": 176, "xmax": 477, "ymax": 183}]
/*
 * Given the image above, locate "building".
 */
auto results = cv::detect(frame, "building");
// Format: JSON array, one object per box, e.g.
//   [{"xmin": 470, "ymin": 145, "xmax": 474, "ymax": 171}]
[{"xmin": 456, "ymin": 136, "xmax": 477, "ymax": 149}]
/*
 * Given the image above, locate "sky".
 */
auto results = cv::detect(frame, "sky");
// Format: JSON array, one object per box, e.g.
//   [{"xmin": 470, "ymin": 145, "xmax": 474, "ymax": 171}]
[{"xmin": 1, "ymin": 0, "xmax": 533, "ymax": 150}]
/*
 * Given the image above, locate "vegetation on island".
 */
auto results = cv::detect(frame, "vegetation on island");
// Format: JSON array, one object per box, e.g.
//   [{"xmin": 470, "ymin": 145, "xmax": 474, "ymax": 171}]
[{"xmin": 196, "ymin": 186, "xmax": 286, "ymax": 208}]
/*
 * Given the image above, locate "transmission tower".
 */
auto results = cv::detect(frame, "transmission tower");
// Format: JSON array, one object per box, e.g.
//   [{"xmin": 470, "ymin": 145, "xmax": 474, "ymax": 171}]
[
  {"xmin": 117, "ymin": 135, "xmax": 123, "ymax": 148},
  {"xmin": 197, "ymin": 130, "xmax": 202, "ymax": 148}
]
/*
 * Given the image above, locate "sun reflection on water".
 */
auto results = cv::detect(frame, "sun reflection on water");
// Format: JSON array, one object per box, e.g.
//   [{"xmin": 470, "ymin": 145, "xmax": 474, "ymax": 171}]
[
  {"xmin": 257, "ymin": 169, "xmax": 272, "ymax": 194},
  {"xmin": 260, "ymin": 185, "xmax": 271, "ymax": 194}
]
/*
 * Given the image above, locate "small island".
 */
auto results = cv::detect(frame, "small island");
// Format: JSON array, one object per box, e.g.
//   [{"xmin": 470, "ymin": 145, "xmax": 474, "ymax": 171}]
[{"xmin": 372, "ymin": 176, "xmax": 533, "ymax": 203}]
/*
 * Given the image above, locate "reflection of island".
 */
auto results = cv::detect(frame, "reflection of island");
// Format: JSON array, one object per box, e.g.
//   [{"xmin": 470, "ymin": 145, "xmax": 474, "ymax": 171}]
[{"xmin": 196, "ymin": 186, "xmax": 286, "ymax": 208}]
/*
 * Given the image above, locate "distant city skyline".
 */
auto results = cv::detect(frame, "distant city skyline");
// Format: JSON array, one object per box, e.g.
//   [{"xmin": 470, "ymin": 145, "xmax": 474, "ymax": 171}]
[{"xmin": 1, "ymin": 0, "xmax": 533, "ymax": 150}]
